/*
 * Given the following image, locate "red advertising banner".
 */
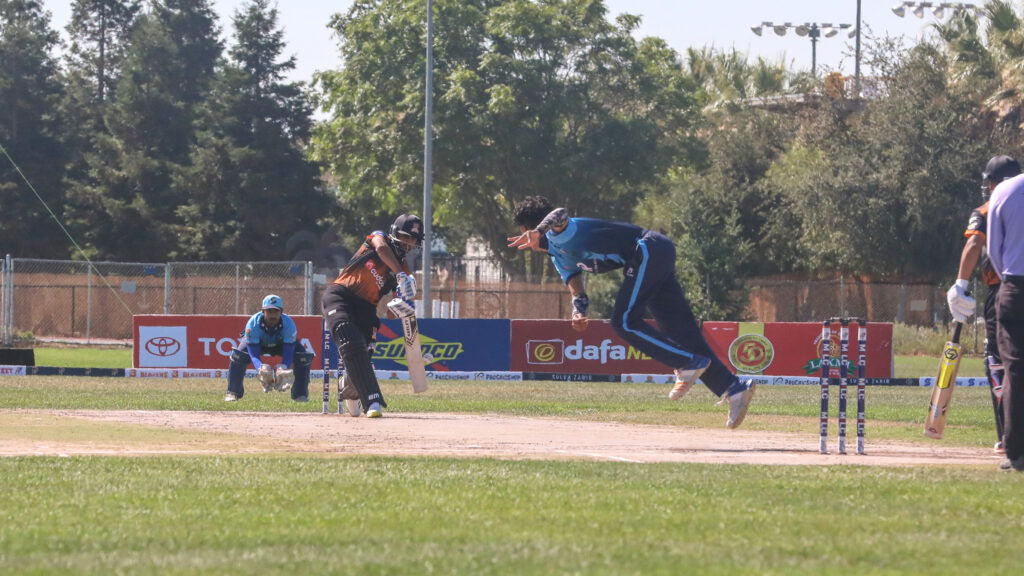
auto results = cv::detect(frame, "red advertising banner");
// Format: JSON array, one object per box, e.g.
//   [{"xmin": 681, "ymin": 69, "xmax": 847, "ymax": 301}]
[
  {"xmin": 702, "ymin": 321, "xmax": 893, "ymax": 379},
  {"xmin": 511, "ymin": 320, "xmax": 893, "ymax": 377},
  {"xmin": 133, "ymin": 315, "xmax": 325, "ymax": 369}
]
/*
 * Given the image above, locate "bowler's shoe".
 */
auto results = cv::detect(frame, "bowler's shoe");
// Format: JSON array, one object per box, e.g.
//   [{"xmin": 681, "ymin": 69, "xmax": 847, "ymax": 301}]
[{"xmin": 669, "ymin": 356, "xmax": 710, "ymax": 401}]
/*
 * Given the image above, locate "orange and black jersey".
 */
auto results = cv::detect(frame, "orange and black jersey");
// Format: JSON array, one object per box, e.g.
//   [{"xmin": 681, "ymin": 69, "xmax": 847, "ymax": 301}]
[
  {"xmin": 965, "ymin": 202, "xmax": 1001, "ymax": 287},
  {"xmin": 331, "ymin": 232, "xmax": 399, "ymax": 306}
]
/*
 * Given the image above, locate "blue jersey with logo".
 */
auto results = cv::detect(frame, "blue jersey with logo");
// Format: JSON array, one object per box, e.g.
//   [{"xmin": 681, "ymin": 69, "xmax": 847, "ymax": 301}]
[
  {"xmin": 244, "ymin": 312, "xmax": 298, "ymax": 347},
  {"xmin": 545, "ymin": 218, "xmax": 645, "ymax": 283}
]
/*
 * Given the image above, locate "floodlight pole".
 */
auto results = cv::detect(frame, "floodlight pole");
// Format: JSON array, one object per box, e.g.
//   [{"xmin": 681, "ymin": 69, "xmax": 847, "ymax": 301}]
[{"xmin": 855, "ymin": 0, "xmax": 862, "ymax": 97}]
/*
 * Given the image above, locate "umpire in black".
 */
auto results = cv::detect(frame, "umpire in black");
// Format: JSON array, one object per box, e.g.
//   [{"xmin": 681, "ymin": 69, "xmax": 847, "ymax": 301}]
[{"xmin": 985, "ymin": 155, "xmax": 1024, "ymax": 471}]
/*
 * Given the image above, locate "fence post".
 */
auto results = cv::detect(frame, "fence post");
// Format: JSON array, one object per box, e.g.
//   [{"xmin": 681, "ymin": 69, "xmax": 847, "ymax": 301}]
[
  {"xmin": 5, "ymin": 256, "xmax": 13, "ymax": 344},
  {"xmin": 306, "ymin": 261, "xmax": 314, "ymax": 315},
  {"xmin": 164, "ymin": 265, "xmax": 171, "ymax": 314},
  {"xmin": 840, "ymin": 274, "xmax": 846, "ymax": 318},
  {"xmin": 1, "ymin": 254, "xmax": 9, "ymax": 345},
  {"xmin": 235, "ymin": 263, "xmax": 240, "ymax": 315}
]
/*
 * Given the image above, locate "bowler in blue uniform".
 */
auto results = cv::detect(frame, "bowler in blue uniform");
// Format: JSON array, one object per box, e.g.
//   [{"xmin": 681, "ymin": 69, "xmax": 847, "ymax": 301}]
[{"xmin": 509, "ymin": 196, "xmax": 755, "ymax": 428}]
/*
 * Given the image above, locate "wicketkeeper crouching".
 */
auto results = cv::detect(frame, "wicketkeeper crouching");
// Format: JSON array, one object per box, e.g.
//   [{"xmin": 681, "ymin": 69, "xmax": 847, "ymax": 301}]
[{"xmin": 225, "ymin": 294, "xmax": 313, "ymax": 402}]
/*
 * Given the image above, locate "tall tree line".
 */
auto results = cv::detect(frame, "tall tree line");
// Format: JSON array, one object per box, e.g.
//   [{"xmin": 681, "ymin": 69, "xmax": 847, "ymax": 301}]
[
  {"xmin": 0, "ymin": 0, "xmax": 327, "ymax": 261},
  {"xmin": 7, "ymin": 0, "xmax": 1024, "ymax": 320}
]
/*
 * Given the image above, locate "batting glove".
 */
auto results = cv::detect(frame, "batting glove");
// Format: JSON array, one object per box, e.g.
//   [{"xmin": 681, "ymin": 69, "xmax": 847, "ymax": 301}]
[
  {"xmin": 274, "ymin": 364, "xmax": 294, "ymax": 392},
  {"xmin": 946, "ymin": 279, "xmax": 976, "ymax": 323},
  {"xmin": 257, "ymin": 364, "xmax": 276, "ymax": 393},
  {"xmin": 387, "ymin": 297, "xmax": 416, "ymax": 318},
  {"xmin": 396, "ymin": 272, "xmax": 417, "ymax": 300}
]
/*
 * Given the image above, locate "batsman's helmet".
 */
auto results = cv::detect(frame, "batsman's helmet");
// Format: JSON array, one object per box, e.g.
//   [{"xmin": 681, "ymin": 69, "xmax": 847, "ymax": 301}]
[
  {"xmin": 388, "ymin": 214, "xmax": 424, "ymax": 257},
  {"xmin": 982, "ymin": 155, "xmax": 1021, "ymax": 189},
  {"xmin": 261, "ymin": 294, "xmax": 283, "ymax": 310}
]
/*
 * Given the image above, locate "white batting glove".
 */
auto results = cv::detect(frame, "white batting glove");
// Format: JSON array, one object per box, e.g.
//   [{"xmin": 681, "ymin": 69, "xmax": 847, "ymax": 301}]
[
  {"xmin": 257, "ymin": 364, "xmax": 276, "ymax": 393},
  {"xmin": 946, "ymin": 279, "xmax": 976, "ymax": 323},
  {"xmin": 387, "ymin": 297, "xmax": 416, "ymax": 318},
  {"xmin": 396, "ymin": 272, "xmax": 417, "ymax": 300},
  {"xmin": 274, "ymin": 364, "xmax": 294, "ymax": 392}
]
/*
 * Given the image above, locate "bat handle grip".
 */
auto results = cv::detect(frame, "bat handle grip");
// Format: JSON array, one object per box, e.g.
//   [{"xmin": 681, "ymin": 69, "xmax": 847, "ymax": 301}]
[{"xmin": 952, "ymin": 322, "xmax": 962, "ymax": 344}]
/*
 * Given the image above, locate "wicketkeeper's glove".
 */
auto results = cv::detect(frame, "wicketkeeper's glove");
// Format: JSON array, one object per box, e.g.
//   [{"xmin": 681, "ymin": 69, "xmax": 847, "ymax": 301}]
[
  {"xmin": 257, "ymin": 364, "xmax": 276, "ymax": 393},
  {"xmin": 274, "ymin": 364, "xmax": 294, "ymax": 392}
]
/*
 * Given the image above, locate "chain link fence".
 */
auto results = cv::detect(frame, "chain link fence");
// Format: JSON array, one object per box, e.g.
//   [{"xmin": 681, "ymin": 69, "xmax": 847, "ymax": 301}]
[
  {"xmin": 2, "ymin": 254, "xmax": 976, "ymax": 345},
  {"xmin": 1, "ymin": 257, "xmax": 313, "ymax": 343}
]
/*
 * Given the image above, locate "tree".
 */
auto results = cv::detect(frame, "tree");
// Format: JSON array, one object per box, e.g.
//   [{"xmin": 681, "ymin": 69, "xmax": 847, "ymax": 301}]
[
  {"xmin": 68, "ymin": 0, "xmax": 222, "ymax": 260},
  {"xmin": 175, "ymin": 0, "xmax": 328, "ymax": 260},
  {"xmin": 311, "ymin": 0, "xmax": 702, "ymax": 264},
  {"xmin": 61, "ymin": 1, "xmax": 141, "ymax": 259},
  {"xmin": 764, "ymin": 39, "xmax": 996, "ymax": 282},
  {"xmin": 0, "ymin": 0, "xmax": 67, "ymax": 257}
]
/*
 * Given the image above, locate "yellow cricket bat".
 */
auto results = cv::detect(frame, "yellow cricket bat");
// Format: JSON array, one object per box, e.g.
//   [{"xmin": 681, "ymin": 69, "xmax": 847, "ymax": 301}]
[{"xmin": 924, "ymin": 322, "xmax": 962, "ymax": 439}]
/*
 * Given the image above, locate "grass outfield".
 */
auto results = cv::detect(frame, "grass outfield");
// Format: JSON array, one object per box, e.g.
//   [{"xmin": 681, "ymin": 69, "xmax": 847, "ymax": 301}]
[
  {"xmin": 0, "ymin": 457, "xmax": 1020, "ymax": 575},
  {"xmin": 0, "ymin": 377, "xmax": 1021, "ymax": 574}
]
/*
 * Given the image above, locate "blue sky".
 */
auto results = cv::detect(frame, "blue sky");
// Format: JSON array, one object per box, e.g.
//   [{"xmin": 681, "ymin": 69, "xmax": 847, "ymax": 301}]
[{"xmin": 40, "ymin": 0, "xmax": 960, "ymax": 83}]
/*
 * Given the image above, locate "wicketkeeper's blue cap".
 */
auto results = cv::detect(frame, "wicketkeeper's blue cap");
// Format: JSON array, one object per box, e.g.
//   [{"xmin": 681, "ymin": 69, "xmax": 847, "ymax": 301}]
[{"xmin": 261, "ymin": 294, "xmax": 283, "ymax": 310}]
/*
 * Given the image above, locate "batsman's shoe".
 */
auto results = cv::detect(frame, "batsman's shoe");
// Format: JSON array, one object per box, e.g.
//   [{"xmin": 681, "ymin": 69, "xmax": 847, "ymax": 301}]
[
  {"xmin": 339, "ymin": 375, "xmax": 362, "ymax": 417},
  {"xmin": 716, "ymin": 379, "xmax": 756, "ymax": 429},
  {"xmin": 995, "ymin": 441, "xmax": 1007, "ymax": 456},
  {"xmin": 366, "ymin": 402, "xmax": 383, "ymax": 419},
  {"xmin": 998, "ymin": 456, "xmax": 1024, "ymax": 472},
  {"xmin": 669, "ymin": 356, "xmax": 710, "ymax": 401},
  {"xmin": 224, "ymin": 392, "xmax": 240, "ymax": 402}
]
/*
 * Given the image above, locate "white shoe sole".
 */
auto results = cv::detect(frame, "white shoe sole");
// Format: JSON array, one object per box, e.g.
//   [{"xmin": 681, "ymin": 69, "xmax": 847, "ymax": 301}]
[{"xmin": 726, "ymin": 383, "xmax": 756, "ymax": 429}]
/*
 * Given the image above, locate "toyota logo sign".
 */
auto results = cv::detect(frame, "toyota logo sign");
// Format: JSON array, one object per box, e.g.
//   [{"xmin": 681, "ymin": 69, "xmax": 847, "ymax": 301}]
[{"xmin": 145, "ymin": 336, "xmax": 182, "ymax": 357}]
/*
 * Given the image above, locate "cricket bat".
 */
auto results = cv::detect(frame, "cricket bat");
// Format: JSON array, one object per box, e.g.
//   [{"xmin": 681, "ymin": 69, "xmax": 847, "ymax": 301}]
[
  {"xmin": 396, "ymin": 300, "xmax": 429, "ymax": 394},
  {"xmin": 924, "ymin": 322, "xmax": 962, "ymax": 439}
]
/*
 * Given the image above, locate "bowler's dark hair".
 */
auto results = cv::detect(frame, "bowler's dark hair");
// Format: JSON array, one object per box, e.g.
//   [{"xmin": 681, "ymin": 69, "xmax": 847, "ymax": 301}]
[{"xmin": 512, "ymin": 196, "xmax": 555, "ymax": 229}]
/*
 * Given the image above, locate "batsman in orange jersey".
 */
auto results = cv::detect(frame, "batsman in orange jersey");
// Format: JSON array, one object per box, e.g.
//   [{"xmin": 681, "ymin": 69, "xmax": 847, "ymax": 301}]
[{"xmin": 321, "ymin": 214, "xmax": 424, "ymax": 418}]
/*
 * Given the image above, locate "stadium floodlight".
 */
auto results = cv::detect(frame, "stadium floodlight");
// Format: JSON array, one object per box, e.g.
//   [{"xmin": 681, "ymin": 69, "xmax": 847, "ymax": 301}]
[
  {"xmin": 892, "ymin": 2, "xmax": 981, "ymax": 21},
  {"xmin": 751, "ymin": 20, "xmax": 850, "ymax": 78}
]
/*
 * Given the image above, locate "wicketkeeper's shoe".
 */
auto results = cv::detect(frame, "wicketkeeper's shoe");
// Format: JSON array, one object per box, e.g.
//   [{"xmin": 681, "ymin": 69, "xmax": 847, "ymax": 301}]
[
  {"xmin": 224, "ymin": 392, "xmax": 240, "ymax": 402},
  {"xmin": 716, "ymin": 379, "xmax": 756, "ymax": 429},
  {"xmin": 339, "ymin": 375, "xmax": 362, "ymax": 417},
  {"xmin": 366, "ymin": 402, "xmax": 383, "ymax": 419},
  {"xmin": 669, "ymin": 356, "xmax": 710, "ymax": 401}
]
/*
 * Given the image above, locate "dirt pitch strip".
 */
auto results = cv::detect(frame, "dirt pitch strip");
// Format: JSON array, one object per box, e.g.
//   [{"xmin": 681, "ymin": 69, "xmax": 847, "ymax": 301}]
[{"xmin": 0, "ymin": 409, "xmax": 1000, "ymax": 467}]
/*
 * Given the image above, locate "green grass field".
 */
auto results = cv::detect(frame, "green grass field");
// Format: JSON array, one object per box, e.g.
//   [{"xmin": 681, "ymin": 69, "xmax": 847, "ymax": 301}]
[
  {"xmin": 1, "ymin": 375, "xmax": 1022, "ymax": 574},
  {"xmin": 2, "ymin": 346, "xmax": 1019, "ymax": 574}
]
